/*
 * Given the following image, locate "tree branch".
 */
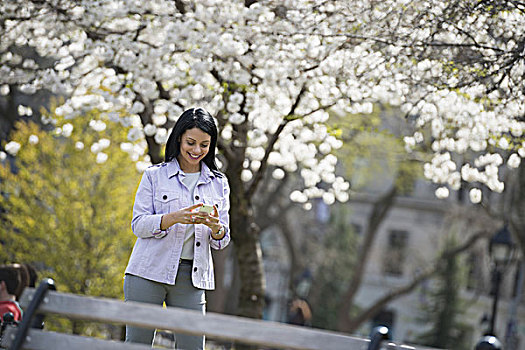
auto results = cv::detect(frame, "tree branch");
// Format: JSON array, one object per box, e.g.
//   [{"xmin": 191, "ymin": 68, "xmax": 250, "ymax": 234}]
[
  {"xmin": 259, "ymin": 30, "xmax": 506, "ymax": 53},
  {"xmin": 254, "ymin": 170, "xmax": 290, "ymax": 232},
  {"xmin": 217, "ymin": 139, "xmax": 236, "ymax": 164},
  {"xmin": 156, "ymin": 81, "xmax": 171, "ymax": 100},
  {"xmin": 246, "ymin": 84, "xmax": 307, "ymax": 198}
]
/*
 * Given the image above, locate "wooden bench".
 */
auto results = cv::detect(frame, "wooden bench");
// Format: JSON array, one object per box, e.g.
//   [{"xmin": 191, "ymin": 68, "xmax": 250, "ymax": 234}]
[{"xmin": 1, "ymin": 279, "xmax": 426, "ymax": 350}]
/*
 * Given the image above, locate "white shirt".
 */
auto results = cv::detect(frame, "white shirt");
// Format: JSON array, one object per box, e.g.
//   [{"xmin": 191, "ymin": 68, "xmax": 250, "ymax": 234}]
[{"xmin": 180, "ymin": 172, "xmax": 200, "ymax": 260}]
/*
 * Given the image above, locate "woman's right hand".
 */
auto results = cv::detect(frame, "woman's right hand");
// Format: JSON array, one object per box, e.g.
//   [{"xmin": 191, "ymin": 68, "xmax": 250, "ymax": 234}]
[{"xmin": 161, "ymin": 203, "xmax": 203, "ymax": 229}]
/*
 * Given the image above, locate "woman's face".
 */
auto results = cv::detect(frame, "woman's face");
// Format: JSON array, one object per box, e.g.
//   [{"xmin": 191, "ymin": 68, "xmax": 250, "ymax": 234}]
[{"xmin": 177, "ymin": 127, "xmax": 211, "ymax": 171}]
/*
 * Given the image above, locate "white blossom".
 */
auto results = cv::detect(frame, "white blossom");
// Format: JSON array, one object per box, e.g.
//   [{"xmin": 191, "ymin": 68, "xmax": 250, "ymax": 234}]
[
  {"xmin": 487, "ymin": 177, "xmax": 505, "ymax": 193},
  {"xmin": 333, "ymin": 177, "xmax": 350, "ymax": 192},
  {"xmin": 75, "ymin": 141, "xmax": 85, "ymax": 150},
  {"xmin": 55, "ymin": 104, "xmax": 74, "ymax": 117},
  {"xmin": 241, "ymin": 169, "xmax": 253, "ymax": 182},
  {"xmin": 250, "ymin": 160, "xmax": 261, "ymax": 171},
  {"xmin": 335, "ymin": 191, "xmax": 349, "ymax": 203},
  {"xmin": 152, "ymin": 114, "xmax": 167, "ymax": 126},
  {"xmin": 507, "ymin": 153, "xmax": 521, "ymax": 168},
  {"xmin": 226, "ymin": 101, "xmax": 241, "ymax": 113},
  {"xmin": 221, "ymin": 125, "xmax": 233, "ymax": 140},
  {"xmin": 0, "ymin": 85, "xmax": 9, "ymax": 95},
  {"xmin": 154, "ymin": 128, "xmax": 168, "ymax": 144},
  {"xmin": 404, "ymin": 136, "xmax": 416, "ymax": 152},
  {"xmin": 318, "ymin": 143, "xmax": 331, "ymax": 154},
  {"xmin": 28, "ymin": 135, "xmax": 39, "ymax": 145},
  {"xmin": 136, "ymin": 160, "xmax": 151, "ymax": 172},
  {"xmin": 98, "ymin": 138, "xmax": 111, "ymax": 149},
  {"xmin": 89, "ymin": 120, "xmax": 107, "ymax": 132},
  {"xmin": 91, "ymin": 143, "xmax": 102, "ymax": 154},
  {"xmin": 498, "ymin": 137, "xmax": 509, "ymax": 150},
  {"xmin": 17, "ymin": 105, "xmax": 32, "ymax": 116},
  {"xmin": 321, "ymin": 171, "xmax": 336, "ymax": 184},
  {"xmin": 322, "ymin": 192, "xmax": 336, "ymax": 205},
  {"xmin": 130, "ymin": 101, "xmax": 145, "ymax": 114},
  {"xmin": 272, "ymin": 168, "xmax": 285, "ymax": 180},
  {"xmin": 62, "ymin": 123, "xmax": 74, "ymax": 137},
  {"xmin": 290, "ymin": 190, "xmax": 308, "ymax": 203},
  {"xmin": 469, "ymin": 188, "xmax": 482, "ymax": 204},
  {"xmin": 229, "ymin": 113, "xmax": 245, "ymax": 125},
  {"xmin": 143, "ymin": 124, "xmax": 157, "ymax": 137},
  {"xmin": 96, "ymin": 152, "xmax": 108, "ymax": 164},
  {"xmin": 230, "ymin": 93, "xmax": 244, "ymax": 105},
  {"xmin": 120, "ymin": 142, "xmax": 134, "ymax": 153},
  {"xmin": 5, "ymin": 141, "xmax": 21, "ymax": 156},
  {"xmin": 435, "ymin": 187, "xmax": 449, "ymax": 199}
]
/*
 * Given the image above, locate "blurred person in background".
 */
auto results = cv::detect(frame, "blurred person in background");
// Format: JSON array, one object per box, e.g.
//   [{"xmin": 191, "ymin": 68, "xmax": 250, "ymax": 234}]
[
  {"xmin": 288, "ymin": 298, "xmax": 312, "ymax": 327},
  {"xmin": 0, "ymin": 264, "xmax": 24, "ymax": 322}
]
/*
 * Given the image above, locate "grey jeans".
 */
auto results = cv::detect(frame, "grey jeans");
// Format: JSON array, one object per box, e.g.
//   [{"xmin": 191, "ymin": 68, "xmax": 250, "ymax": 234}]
[{"xmin": 124, "ymin": 261, "xmax": 206, "ymax": 349}]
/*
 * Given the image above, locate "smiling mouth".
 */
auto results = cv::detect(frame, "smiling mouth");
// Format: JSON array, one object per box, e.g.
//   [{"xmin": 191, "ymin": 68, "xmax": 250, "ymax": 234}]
[{"xmin": 188, "ymin": 153, "xmax": 202, "ymax": 160}]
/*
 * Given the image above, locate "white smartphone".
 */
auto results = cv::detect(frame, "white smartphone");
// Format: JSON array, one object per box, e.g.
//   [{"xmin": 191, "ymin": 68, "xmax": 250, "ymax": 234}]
[{"xmin": 198, "ymin": 204, "xmax": 214, "ymax": 214}]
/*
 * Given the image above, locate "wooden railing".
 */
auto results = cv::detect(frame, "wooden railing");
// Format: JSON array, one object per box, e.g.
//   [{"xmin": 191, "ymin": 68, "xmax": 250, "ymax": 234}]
[{"xmin": 1, "ymin": 279, "xmax": 435, "ymax": 350}]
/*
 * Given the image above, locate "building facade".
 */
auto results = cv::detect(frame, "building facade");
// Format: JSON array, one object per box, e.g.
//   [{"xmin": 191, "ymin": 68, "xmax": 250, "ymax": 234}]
[{"xmin": 260, "ymin": 182, "xmax": 525, "ymax": 349}]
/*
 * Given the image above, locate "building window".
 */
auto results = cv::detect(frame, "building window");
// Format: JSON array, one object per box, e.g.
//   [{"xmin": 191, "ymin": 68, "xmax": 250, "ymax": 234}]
[{"xmin": 383, "ymin": 230, "xmax": 409, "ymax": 276}]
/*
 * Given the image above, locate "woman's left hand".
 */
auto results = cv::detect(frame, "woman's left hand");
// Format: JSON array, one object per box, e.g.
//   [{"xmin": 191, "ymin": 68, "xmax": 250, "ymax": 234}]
[{"xmin": 193, "ymin": 205, "xmax": 221, "ymax": 233}]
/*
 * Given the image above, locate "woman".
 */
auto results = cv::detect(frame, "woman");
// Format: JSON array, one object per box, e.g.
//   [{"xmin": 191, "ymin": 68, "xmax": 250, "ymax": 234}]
[{"xmin": 124, "ymin": 108, "xmax": 230, "ymax": 349}]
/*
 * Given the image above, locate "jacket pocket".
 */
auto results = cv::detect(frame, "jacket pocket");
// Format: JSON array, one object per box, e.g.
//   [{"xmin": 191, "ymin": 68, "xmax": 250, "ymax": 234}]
[{"xmin": 154, "ymin": 190, "xmax": 180, "ymax": 214}]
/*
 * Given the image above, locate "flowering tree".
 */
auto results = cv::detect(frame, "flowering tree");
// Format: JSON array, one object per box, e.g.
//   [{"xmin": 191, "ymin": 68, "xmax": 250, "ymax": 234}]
[{"xmin": 1, "ymin": 0, "xmax": 524, "ymax": 319}]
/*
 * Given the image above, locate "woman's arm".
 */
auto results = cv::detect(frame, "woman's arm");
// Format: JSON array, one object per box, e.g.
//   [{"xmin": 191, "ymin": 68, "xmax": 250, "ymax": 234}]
[{"xmin": 209, "ymin": 176, "xmax": 231, "ymax": 250}]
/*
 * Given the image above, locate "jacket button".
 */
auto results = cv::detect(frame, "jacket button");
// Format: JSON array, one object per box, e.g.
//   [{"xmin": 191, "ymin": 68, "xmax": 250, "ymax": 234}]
[
  {"xmin": 196, "ymin": 242, "xmax": 201, "ymax": 247},
  {"xmin": 195, "ymin": 195, "xmax": 200, "ymax": 200},
  {"xmin": 193, "ymin": 267, "xmax": 198, "ymax": 272},
  {"xmin": 163, "ymin": 195, "xmax": 167, "ymax": 200}
]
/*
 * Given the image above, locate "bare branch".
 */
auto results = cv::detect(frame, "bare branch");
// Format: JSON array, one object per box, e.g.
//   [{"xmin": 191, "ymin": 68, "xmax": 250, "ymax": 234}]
[
  {"xmin": 217, "ymin": 139, "xmax": 236, "ymax": 164},
  {"xmin": 259, "ymin": 30, "xmax": 506, "ymax": 53}
]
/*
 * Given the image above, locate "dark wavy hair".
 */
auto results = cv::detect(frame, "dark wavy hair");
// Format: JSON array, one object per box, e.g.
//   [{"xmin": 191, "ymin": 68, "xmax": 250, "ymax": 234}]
[
  {"xmin": 0, "ymin": 264, "xmax": 21, "ymax": 297},
  {"xmin": 165, "ymin": 108, "xmax": 222, "ymax": 175}
]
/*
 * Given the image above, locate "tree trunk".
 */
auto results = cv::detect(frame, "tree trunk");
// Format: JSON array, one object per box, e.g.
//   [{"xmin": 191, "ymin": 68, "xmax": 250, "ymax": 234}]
[
  {"xmin": 0, "ymin": 89, "xmax": 18, "ymax": 141},
  {"xmin": 509, "ymin": 162, "xmax": 525, "ymax": 253},
  {"xmin": 138, "ymin": 95, "xmax": 162, "ymax": 164},
  {"xmin": 229, "ymin": 201, "xmax": 265, "ymax": 319},
  {"xmin": 207, "ymin": 247, "xmax": 232, "ymax": 313},
  {"xmin": 337, "ymin": 186, "xmax": 397, "ymax": 332},
  {"xmin": 227, "ymin": 163, "xmax": 265, "ymax": 319},
  {"xmin": 279, "ymin": 216, "xmax": 302, "ymax": 294}
]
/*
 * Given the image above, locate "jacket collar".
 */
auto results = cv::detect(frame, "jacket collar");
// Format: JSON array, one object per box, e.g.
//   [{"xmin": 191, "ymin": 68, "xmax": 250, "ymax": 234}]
[{"xmin": 167, "ymin": 158, "xmax": 215, "ymax": 181}]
